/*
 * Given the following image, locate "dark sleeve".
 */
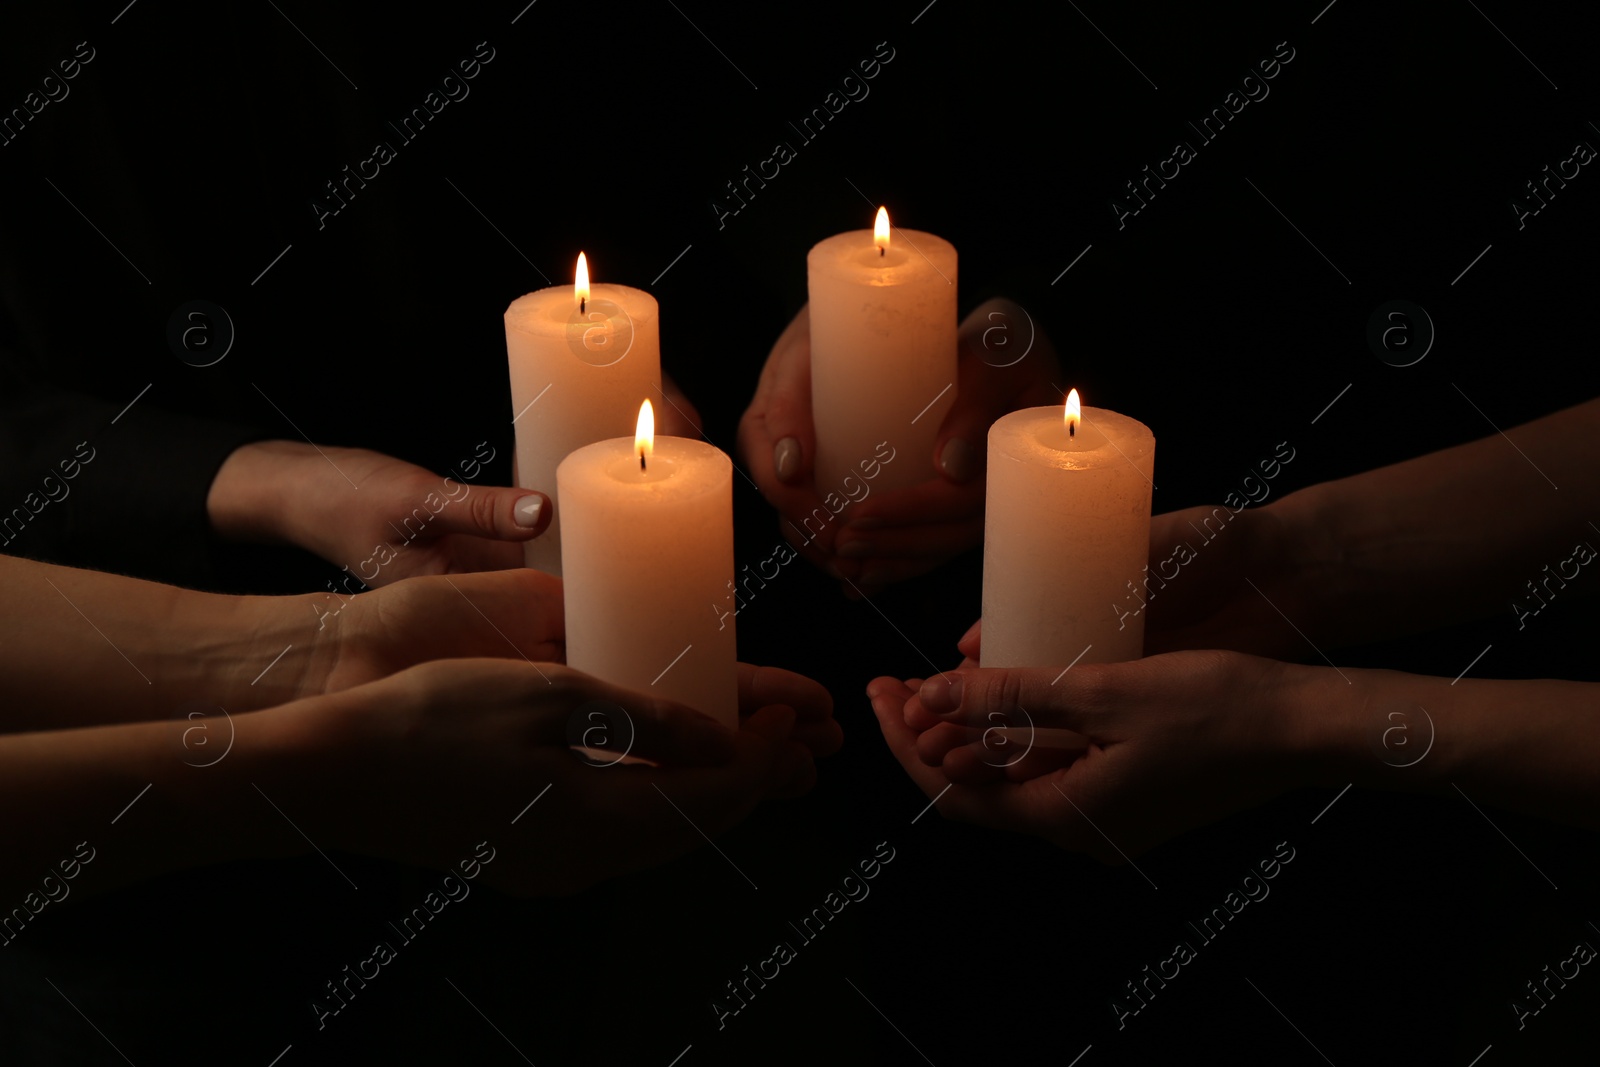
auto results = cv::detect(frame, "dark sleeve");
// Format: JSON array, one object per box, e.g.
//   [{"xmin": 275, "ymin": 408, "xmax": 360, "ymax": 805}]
[{"xmin": 0, "ymin": 352, "xmax": 269, "ymax": 588}]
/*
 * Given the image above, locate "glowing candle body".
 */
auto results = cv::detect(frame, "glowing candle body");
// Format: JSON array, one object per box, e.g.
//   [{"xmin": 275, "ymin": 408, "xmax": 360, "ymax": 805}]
[
  {"xmin": 505, "ymin": 284, "xmax": 660, "ymax": 575},
  {"xmin": 807, "ymin": 226, "xmax": 957, "ymax": 499},
  {"xmin": 981, "ymin": 405, "xmax": 1155, "ymax": 666},
  {"xmin": 558, "ymin": 435, "xmax": 737, "ymax": 726}
]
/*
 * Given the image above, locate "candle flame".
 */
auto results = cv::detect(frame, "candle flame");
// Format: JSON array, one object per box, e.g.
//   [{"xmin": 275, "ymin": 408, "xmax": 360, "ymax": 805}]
[
  {"xmin": 575, "ymin": 251, "xmax": 590, "ymax": 312},
  {"xmin": 874, "ymin": 206, "xmax": 890, "ymax": 254},
  {"xmin": 636, "ymin": 398, "xmax": 654, "ymax": 470},
  {"xmin": 1064, "ymin": 388, "xmax": 1081, "ymax": 438}
]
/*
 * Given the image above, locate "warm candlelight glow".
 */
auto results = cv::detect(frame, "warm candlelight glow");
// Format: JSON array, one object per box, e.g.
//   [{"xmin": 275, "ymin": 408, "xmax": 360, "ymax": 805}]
[
  {"xmin": 874, "ymin": 206, "xmax": 890, "ymax": 255},
  {"xmin": 1064, "ymin": 388, "xmax": 1081, "ymax": 439},
  {"xmin": 575, "ymin": 251, "xmax": 590, "ymax": 313},
  {"xmin": 635, "ymin": 398, "xmax": 654, "ymax": 470}
]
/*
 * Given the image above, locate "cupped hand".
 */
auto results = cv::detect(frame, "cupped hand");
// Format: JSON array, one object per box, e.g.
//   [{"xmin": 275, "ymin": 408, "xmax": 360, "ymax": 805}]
[
  {"xmin": 312, "ymin": 568, "xmax": 842, "ymax": 757},
  {"xmin": 283, "ymin": 657, "xmax": 823, "ymax": 895},
  {"xmin": 209, "ymin": 440, "xmax": 551, "ymax": 587},
  {"xmin": 867, "ymin": 651, "xmax": 1309, "ymax": 860},
  {"xmin": 737, "ymin": 298, "xmax": 1062, "ymax": 596}
]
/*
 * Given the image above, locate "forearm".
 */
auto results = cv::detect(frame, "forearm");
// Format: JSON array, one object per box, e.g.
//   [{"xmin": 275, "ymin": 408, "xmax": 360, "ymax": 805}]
[
  {"xmin": 0, "ymin": 554, "xmax": 332, "ymax": 730},
  {"xmin": 206, "ymin": 438, "xmax": 309, "ymax": 544},
  {"xmin": 1289, "ymin": 664, "xmax": 1600, "ymax": 828},
  {"xmin": 1269, "ymin": 397, "xmax": 1600, "ymax": 644},
  {"xmin": 0, "ymin": 703, "xmax": 325, "ymax": 905}
]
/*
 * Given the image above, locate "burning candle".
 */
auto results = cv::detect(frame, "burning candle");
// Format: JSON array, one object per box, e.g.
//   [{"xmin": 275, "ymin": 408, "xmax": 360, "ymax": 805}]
[
  {"xmin": 558, "ymin": 400, "xmax": 738, "ymax": 726},
  {"xmin": 505, "ymin": 253, "xmax": 661, "ymax": 575},
  {"xmin": 807, "ymin": 207, "xmax": 957, "ymax": 499},
  {"xmin": 981, "ymin": 390, "xmax": 1155, "ymax": 666}
]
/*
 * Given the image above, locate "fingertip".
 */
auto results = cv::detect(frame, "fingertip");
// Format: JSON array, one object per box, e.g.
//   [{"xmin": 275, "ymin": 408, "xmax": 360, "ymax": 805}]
[
  {"xmin": 774, "ymin": 437, "xmax": 803, "ymax": 484},
  {"xmin": 957, "ymin": 618, "xmax": 982, "ymax": 654},
  {"xmin": 902, "ymin": 695, "xmax": 943, "ymax": 732},
  {"xmin": 796, "ymin": 718, "xmax": 843, "ymax": 758},
  {"xmin": 937, "ymin": 437, "xmax": 980, "ymax": 484},
  {"xmin": 918, "ymin": 672, "xmax": 965, "ymax": 715},
  {"xmin": 744, "ymin": 704, "xmax": 797, "ymax": 741},
  {"xmin": 513, "ymin": 492, "xmax": 551, "ymax": 535}
]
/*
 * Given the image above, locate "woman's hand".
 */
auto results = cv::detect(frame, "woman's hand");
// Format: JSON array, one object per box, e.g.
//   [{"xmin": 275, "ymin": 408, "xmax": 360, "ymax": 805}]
[
  {"xmin": 278, "ymin": 658, "xmax": 825, "ymax": 894},
  {"xmin": 309, "ymin": 568, "xmax": 841, "ymax": 756},
  {"xmin": 208, "ymin": 440, "xmax": 550, "ymax": 586},
  {"xmin": 737, "ymin": 298, "xmax": 1062, "ymax": 596},
  {"xmin": 868, "ymin": 651, "xmax": 1313, "ymax": 860}
]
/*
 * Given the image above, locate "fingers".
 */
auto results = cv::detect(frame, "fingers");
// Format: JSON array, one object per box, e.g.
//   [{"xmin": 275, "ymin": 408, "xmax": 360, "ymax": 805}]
[
  {"xmin": 420, "ymin": 568, "xmax": 566, "ymax": 659},
  {"xmin": 956, "ymin": 619, "xmax": 981, "ymax": 662},
  {"xmin": 866, "ymin": 678, "xmax": 955, "ymax": 799},
  {"xmin": 739, "ymin": 663, "xmax": 842, "ymax": 757},
  {"xmin": 427, "ymin": 484, "xmax": 552, "ymax": 541},
  {"xmin": 538, "ymin": 666, "xmax": 738, "ymax": 768},
  {"xmin": 834, "ymin": 512, "xmax": 985, "ymax": 562},
  {"xmin": 738, "ymin": 663, "xmax": 831, "ymax": 721},
  {"xmin": 867, "ymin": 676, "xmax": 1116, "ymax": 855},
  {"xmin": 753, "ymin": 309, "xmax": 817, "ymax": 484},
  {"xmin": 738, "ymin": 307, "xmax": 818, "ymax": 488},
  {"xmin": 740, "ymin": 707, "xmax": 818, "ymax": 799},
  {"xmin": 931, "ymin": 299, "xmax": 1064, "ymax": 487},
  {"xmin": 642, "ymin": 708, "xmax": 813, "ymax": 837},
  {"xmin": 915, "ymin": 666, "xmax": 1119, "ymax": 737}
]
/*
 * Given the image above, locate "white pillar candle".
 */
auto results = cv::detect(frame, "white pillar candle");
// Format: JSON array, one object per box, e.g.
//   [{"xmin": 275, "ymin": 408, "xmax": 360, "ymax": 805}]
[
  {"xmin": 807, "ymin": 207, "xmax": 957, "ymax": 500},
  {"xmin": 505, "ymin": 253, "xmax": 661, "ymax": 575},
  {"xmin": 558, "ymin": 401, "xmax": 738, "ymax": 727},
  {"xmin": 981, "ymin": 391, "xmax": 1155, "ymax": 666}
]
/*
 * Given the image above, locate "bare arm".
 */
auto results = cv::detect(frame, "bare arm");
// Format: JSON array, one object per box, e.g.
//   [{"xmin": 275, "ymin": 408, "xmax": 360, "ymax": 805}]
[
  {"xmin": 1272, "ymin": 396, "xmax": 1600, "ymax": 646},
  {"xmin": 0, "ymin": 553, "xmax": 328, "ymax": 730},
  {"xmin": 873, "ymin": 651, "xmax": 1600, "ymax": 860}
]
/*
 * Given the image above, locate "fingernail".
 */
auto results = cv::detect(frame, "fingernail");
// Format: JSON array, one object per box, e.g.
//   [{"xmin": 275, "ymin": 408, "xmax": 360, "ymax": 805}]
[
  {"xmin": 919, "ymin": 674, "xmax": 963, "ymax": 713},
  {"xmin": 774, "ymin": 437, "xmax": 801, "ymax": 483},
  {"xmin": 514, "ymin": 495, "xmax": 545, "ymax": 528},
  {"xmin": 836, "ymin": 540, "xmax": 873, "ymax": 559},
  {"xmin": 959, "ymin": 619, "xmax": 982, "ymax": 646},
  {"xmin": 939, "ymin": 438, "xmax": 979, "ymax": 483}
]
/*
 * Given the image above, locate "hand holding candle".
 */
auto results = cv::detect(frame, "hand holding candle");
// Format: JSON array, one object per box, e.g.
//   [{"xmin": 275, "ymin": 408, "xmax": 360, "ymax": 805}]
[{"xmin": 737, "ymin": 293, "xmax": 1062, "ymax": 594}]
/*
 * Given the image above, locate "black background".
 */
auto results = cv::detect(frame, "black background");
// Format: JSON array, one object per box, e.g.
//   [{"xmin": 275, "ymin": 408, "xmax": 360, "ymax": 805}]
[{"xmin": 1, "ymin": 1, "xmax": 1597, "ymax": 1063}]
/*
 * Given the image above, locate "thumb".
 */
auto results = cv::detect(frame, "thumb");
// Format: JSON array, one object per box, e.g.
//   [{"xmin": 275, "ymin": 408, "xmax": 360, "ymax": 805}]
[
  {"xmin": 429, "ymin": 484, "xmax": 551, "ymax": 541},
  {"xmin": 934, "ymin": 298, "xmax": 1061, "ymax": 485},
  {"xmin": 739, "ymin": 306, "xmax": 817, "ymax": 486},
  {"xmin": 916, "ymin": 666, "xmax": 1116, "ymax": 737}
]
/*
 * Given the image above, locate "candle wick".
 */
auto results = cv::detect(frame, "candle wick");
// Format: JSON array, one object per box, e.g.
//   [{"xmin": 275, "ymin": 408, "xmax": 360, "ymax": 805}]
[
  {"xmin": 640, "ymin": 450, "xmax": 646, "ymax": 471},
  {"xmin": 879, "ymin": 247, "xmax": 885, "ymax": 258},
  {"xmin": 1069, "ymin": 422, "xmax": 1076, "ymax": 438},
  {"xmin": 580, "ymin": 297, "xmax": 586, "ymax": 315}
]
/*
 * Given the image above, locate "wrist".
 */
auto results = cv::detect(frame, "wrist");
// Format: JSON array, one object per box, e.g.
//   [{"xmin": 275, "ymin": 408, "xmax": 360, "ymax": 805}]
[
  {"xmin": 1270, "ymin": 661, "xmax": 1370, "ymax": 790},
  {"xmin": 1258, "ymin": 485, "xmax": 1351, "ymax": 645},
  {"xmin": 207, "ymin": 440, "xmax": 312, "ymax": 545},
  {"xmin": 183, "ymin": 591, "xmax": 337, "ymax": 712}
]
